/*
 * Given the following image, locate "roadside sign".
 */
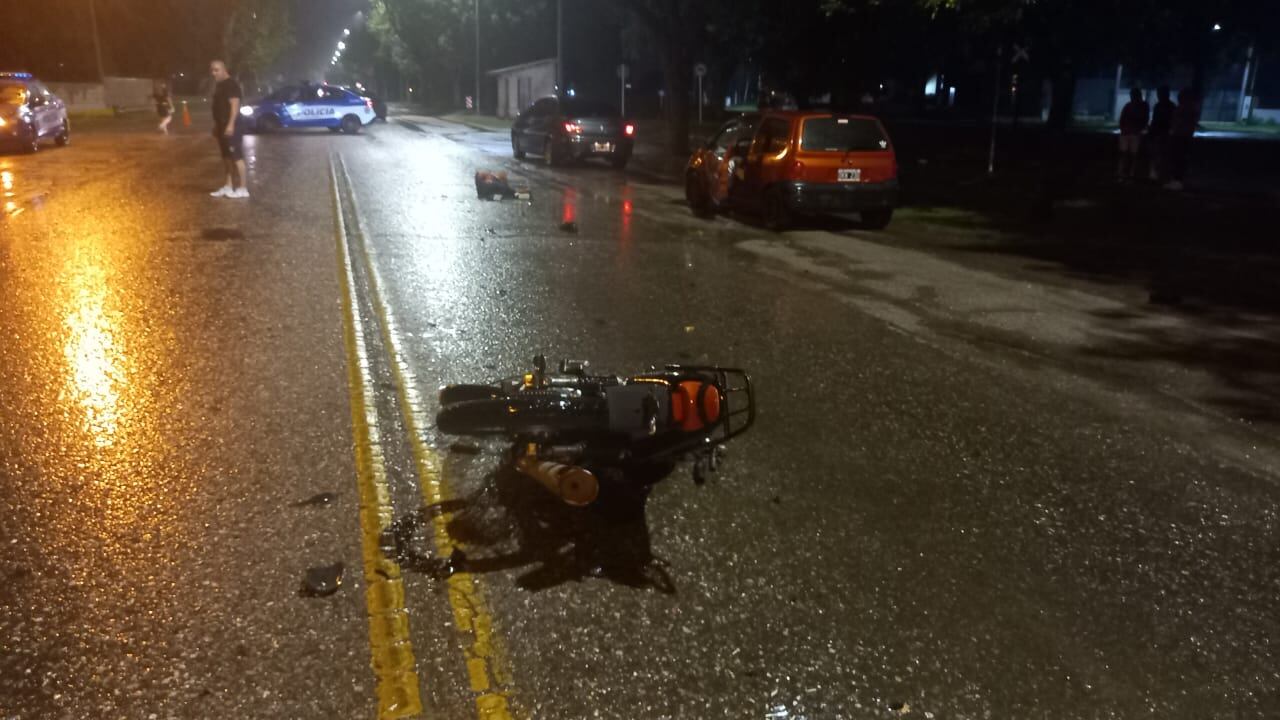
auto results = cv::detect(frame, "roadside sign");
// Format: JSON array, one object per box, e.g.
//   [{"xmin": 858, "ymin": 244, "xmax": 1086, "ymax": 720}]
[
  {"xmin": 465, "ymin": 95, "xmax": 473, "ymax": 110},
  {"xmin": 694, "ymin": 63, "xmax": 707, "ymax": 124}
]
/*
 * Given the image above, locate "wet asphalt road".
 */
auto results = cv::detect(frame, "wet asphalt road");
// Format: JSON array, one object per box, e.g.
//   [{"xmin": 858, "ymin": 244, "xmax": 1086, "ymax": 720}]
[{"xmin": 1, "ymin": 117, "xmax": 1278, "ymax": 720}]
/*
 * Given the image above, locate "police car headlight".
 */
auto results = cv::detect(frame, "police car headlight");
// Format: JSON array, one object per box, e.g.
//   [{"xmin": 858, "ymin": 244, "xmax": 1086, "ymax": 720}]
[
  {"xmin": 0, "ymin": 117, "xmax": 7, "ymax": 128},
  {"xmin": 239, "ymin": 106, "xmax": 254, "ymax": 117}
]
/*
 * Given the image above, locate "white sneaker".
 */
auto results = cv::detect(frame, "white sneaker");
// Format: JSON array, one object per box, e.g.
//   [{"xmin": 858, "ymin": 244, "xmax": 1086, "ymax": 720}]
[
  {"xmin": 229, "ymin": 188, "xmax": 251, "ymax": 199},
  {"xmin": 210, "ymin": 186, "xmax": 232, "ymax": 198}
]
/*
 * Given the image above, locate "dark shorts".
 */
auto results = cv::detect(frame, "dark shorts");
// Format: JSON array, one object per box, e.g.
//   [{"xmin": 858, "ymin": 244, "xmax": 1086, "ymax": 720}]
[{"xmin": 215, "ymin": 132, "xmax": 244, "ymax": 161}]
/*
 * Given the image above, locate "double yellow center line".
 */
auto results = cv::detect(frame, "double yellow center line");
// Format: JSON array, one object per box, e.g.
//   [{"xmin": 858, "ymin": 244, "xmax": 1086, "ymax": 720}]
[{"xmin": 330, "ymin": 154, "xmax": 517, "ymax": 720}]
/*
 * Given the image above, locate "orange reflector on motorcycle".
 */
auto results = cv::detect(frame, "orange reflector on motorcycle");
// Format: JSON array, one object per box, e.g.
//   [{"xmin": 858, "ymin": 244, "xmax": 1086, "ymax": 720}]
[{"xmin": 671, "ymin": 381, "xmax": 722, "ymax": 432}]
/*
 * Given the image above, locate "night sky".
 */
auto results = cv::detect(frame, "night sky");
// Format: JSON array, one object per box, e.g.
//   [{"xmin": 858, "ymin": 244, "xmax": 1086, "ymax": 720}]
[
  {"xmin": 283, "ymin": 0, "xmax": 368, "ymax": 81},
  {"xmin": 0, "ymin": 0, "xmax": 368, "ymax": 83}
]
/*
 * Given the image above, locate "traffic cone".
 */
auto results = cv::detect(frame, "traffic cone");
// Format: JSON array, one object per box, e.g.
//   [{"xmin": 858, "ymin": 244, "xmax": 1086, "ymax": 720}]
[{"xmin": 181, "ymin": 101, "xmax": 191, "ymax": 128}]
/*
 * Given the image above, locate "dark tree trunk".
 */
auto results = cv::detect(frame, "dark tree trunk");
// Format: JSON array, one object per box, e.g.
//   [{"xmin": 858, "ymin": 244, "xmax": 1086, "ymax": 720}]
[
  {"xmin": 1044, "ymin": 66, "xmax": 1076, "ymax": 131},
  {"xmin": 1034, "ymin": 62, "xmax": 1077, "ymax": 222},
  {"xmin": 662, "ymin": 39, "xmax": 692, "ymax": 156}
]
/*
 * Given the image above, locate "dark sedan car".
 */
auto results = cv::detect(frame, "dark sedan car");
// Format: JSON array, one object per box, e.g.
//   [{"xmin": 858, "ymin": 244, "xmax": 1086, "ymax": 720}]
[{"xmin": 511, "ymin": 96, "xmax": 634, "ymax": 169}]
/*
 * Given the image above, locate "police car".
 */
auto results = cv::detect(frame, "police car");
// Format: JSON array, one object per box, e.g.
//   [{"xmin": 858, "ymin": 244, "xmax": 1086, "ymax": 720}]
[
  {"xmin": 241, "ymin": 83, "xmax": 377, "ymax": 134},
  {"xmin": 0, "ymin": 72, "xmax": 70, "ymax": 153}
]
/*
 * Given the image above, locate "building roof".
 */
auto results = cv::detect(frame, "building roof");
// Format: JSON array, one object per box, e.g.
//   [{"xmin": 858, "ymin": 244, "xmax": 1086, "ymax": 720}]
[{"xmin": 486, "ymin": 58, "xmax": 557, "ymax": 77}]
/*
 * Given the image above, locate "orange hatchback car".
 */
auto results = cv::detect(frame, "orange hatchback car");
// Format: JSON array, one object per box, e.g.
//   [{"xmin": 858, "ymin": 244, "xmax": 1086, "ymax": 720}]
[{"xmin": 685, "ymin": 111, "xmax": 899, "ymax": 230}]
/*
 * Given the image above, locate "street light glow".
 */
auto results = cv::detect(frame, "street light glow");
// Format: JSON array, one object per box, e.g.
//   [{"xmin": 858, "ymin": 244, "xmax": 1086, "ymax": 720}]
[
  {"xmin": 343, "ymin": 28, "xmax": 351, "ymax": 36},
  {"xmin": 1213, "ymin": 23, "xmax": 1222, "ymax": 31},
  {"xmin": 337, "ymin": 41, "xmax": 347, "ymax": 50}
]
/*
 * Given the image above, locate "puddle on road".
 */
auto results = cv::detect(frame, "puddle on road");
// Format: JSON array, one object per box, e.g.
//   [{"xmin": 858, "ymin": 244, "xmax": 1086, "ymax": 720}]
[
  {"xmin": 201, "ymin": 227, "xmax": 246, "ymax": 241},
  {"xmin": 1, "ymin": 168, "xmax": 47, "ymax": 218},
  {"xmin": 293, "ymin": 491, "xmax": 338, "ymax": 507},
  {"xmin": 165, "ymin": 227, "xmax": 247, "ymax": 242}
]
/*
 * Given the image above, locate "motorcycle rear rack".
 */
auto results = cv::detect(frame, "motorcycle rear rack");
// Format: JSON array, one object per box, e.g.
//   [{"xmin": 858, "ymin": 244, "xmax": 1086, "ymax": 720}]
[{"xmin": 663, "ymin": 365, "xmax": 756, "ymax": 445}]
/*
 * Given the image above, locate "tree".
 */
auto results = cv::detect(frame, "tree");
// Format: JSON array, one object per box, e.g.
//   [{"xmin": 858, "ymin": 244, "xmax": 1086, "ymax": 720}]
[
  {"xmin": 222, "ymin": 0, "xmax": 294, "ymax": 83},
  {"xmin": 365, "ymin": 0, "xmax": 552, "ymax": 108},
  {"xmin": 605, "ymin": 0, "xmax": 747, "ymax": 155}
]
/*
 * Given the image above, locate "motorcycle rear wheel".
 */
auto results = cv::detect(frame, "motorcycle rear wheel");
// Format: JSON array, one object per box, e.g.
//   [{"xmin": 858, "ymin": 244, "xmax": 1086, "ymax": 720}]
[
  {"xmin": 437, "ymin": 397, "xmax": 606, "ymax": 437},
  {"xmin": 439, "ymin": 384, "xmax": 503, "ymax": 406}
]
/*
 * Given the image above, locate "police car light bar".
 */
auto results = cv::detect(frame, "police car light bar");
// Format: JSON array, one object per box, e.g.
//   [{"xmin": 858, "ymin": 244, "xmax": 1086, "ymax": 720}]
[{"xmin": 0, "ymin": 72, "xmax": 35, "ymax": 79}]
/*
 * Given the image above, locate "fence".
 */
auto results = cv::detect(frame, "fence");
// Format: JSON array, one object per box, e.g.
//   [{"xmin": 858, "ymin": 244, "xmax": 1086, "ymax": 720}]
[{"xmin": 44, "ymin": 77, "xmax": 156, "ymax": 112}]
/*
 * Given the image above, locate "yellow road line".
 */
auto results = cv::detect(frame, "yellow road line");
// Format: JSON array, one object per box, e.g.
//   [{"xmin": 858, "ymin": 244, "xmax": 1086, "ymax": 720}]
[
  {"xmin": 331, "ymin": 158, "xmax": 425, "ymax": 719},
  {"xmin": 335, "ymin": 154, "xmax": 519, "ymax": 720}
]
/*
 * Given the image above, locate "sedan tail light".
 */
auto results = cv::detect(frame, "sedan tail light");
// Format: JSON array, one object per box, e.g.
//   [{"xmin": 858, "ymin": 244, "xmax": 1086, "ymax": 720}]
[
  {"xmin": 563, "ymin": 122, "xmax": 582, "ymax": 134},
  {"xmin": 624, "ymin": 123, "xmax": 635, "ymax": 137}
]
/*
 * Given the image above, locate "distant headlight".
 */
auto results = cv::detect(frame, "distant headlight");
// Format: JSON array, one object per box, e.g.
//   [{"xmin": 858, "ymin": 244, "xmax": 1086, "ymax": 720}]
[
  {"xmin": 0, "ymin": 117, "xmax": 6, "ymax": 127},
  {"xmin": 239, "ymin": 106, "xmax": 254, "ymax": 117}
]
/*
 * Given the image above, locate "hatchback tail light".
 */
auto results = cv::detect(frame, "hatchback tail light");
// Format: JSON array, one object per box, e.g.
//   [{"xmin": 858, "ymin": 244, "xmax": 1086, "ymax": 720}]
[
  {"xmin": 563, "ymin": 122, "xmax": 582, "ymax": 134},
  {"xmin": 624, "ymin": 123, "xmax": 635, "ymax": 137}
]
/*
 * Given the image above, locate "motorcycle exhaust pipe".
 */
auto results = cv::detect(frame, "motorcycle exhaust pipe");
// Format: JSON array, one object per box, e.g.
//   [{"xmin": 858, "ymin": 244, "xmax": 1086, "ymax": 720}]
[{"xmin": 515, "ymin": 456, "xmax": 599, "ymax": 506}]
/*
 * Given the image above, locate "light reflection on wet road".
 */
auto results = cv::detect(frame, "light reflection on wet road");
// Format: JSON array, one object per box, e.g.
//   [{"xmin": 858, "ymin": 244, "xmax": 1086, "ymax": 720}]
[
  {"xmin": 1, "ymin": 127, "xmax": 371, "ymax": 719},
  {"xmin": 1, "ymin": 117, "xmax": 1278, "ymax": 719}
]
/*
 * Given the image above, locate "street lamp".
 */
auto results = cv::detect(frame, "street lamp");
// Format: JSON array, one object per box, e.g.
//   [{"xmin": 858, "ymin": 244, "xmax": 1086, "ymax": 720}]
[
  {"xmin": 1213, "ymin": 23, "xmax": 1222, "ymax": 31},
  {"xmin": 337, "ymin": 41, "xmax": 347, "ymax": 50},
  {"xmin": 343, "ymin": 28, "xmax": 351, "ymax": 36}
]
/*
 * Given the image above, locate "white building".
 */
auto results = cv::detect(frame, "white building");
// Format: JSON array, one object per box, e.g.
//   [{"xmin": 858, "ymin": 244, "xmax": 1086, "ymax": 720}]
[{"xmin": 488, "ymin": 58, "xmax": 558, "ymax": 119}]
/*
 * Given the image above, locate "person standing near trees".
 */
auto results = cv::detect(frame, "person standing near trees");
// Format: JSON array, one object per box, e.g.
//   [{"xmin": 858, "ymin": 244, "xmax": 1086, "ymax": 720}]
[
  {"xmin": 153, "ymin": 82, "xmax": 174, "ymax": 134},
  {"xmin": 1147, "ymin": 86, "xmax": 1176, "ymax": 183},
  {"xmin": 1117, "ymin": 87, "xmax": 1149, "ymax": 181},
  {"xmin": 1165, "ymin": 87, "xmax": 1201, "ymax": 191}
]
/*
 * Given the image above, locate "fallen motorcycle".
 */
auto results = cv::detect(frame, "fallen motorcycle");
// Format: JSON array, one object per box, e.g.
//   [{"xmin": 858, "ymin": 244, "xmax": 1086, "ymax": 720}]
[{"xmin": 436, "ymin": 356, "xmax": 755, "ymax": 505}]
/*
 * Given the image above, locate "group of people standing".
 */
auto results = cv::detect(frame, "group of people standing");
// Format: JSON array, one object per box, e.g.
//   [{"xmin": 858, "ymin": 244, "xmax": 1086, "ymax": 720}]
[{"xmin": 1117, "ymin": 86, "xmax": 1202, "ymax": 190}]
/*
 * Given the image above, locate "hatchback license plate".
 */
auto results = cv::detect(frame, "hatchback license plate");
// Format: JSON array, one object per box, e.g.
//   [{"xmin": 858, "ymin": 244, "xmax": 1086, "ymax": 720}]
[
  {"xmin": 838, "ymin": 168, "xmax": 862, "ymax": 182},
  {"xmin": 593, "ymin": 142, "xmax": 614, "ymax": 153}
]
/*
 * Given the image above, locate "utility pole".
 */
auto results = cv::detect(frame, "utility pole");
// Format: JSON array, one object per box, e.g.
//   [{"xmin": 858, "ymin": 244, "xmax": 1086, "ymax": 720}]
[
  {"xmin": 988, "ymin": 45, "xmax": 1002, "ymax": 176},
  {"xmin": 88, "ymin": 0, "xmax": 106, "ymax": 82},
  {"xmin": 474, "ymin": 0, "xmax": 481, "ymax": 114},
  {"xmin": 1246, "ymin": 54, "xmax": 1261, "ymax": 122},
  {"xmin": 1238, "ymin": 44, "xmax": 1255, "ymax": 121},
  {"xmin": 1112, "ymin": 63, "xmax": 1124, "ymax": 119},
  {"xmin": 556, "ymin": 0, "xmax": 563, "ymax": 90}
]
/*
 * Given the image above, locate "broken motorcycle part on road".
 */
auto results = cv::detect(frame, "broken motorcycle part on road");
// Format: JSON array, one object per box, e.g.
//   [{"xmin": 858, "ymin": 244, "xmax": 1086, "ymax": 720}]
[
  {"xmin": 300, "ymin": 562, "xmax": 344, "ymax": 597},
  {"xmin": 474, "ymin": 170, "xmax": 530, "ymax": 201}
]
